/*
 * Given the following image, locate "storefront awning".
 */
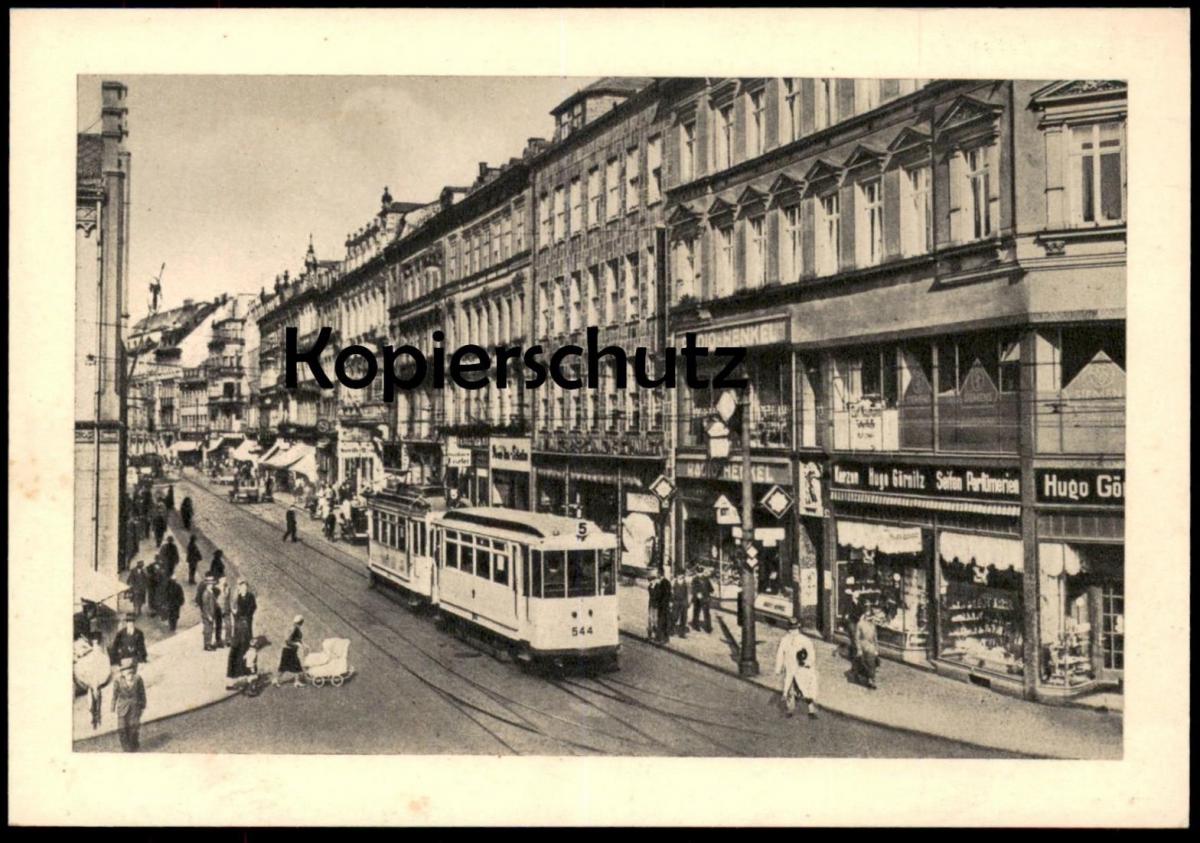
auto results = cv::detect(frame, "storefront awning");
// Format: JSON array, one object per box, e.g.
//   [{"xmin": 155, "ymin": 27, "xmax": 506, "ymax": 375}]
[
  {"xmin": 535, "ymin": 465, "xmax": 645, "ymax": 489},
  {"xmin": 287, "ymin": 444, "xmax": 318, "ymax": 481},
  {"xmin": 230, "ymin": 439, "xmax": 263, "ymax": 464},
  {"xmin": 261, "ymin": 443, "xmax": 295, "ymax": 469},
  {"xmin": 75, "ymin": 567, "xmax": 130, "ymax": 606},
  {"xmin": 170, "ymin": 440, "xmax": 200, "ymax": 454},
  {"xmin": 940, "ymin": 530, "xmax": 1024, "ymax": 572},
  {"xmin": 837, "ymin": 520, "xmax": 924, "ymax": 554},
  {"xmin": 830, "ymin": 488, "xmax": 1020, "ymax": 518},
  {"xmin": 205, "ymin": 434, "xmax": 243, "ymax": 455},
  {"xmin": 1038, "ymin": 542, "xmax": 1083, "ymax": 577}
]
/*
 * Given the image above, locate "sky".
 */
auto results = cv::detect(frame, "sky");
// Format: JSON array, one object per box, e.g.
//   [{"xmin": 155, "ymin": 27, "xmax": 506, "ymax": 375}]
[{"xmin": 78, "ymin": 75, "xmax": 591, "ymax": 321}]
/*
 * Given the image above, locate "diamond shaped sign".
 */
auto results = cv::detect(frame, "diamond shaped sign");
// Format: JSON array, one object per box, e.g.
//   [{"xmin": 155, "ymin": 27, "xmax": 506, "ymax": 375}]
[
  {"xmin": 744, "ymin": 543, "xmax": 759, "ymax": 560},
  {"xmin": 716, "ymin": 390, "xmax": 739, "ymax": 422},
  {"xmin": 649, "ymin": 474, "xmax": 676, "ymax": 505},
  {"xmin": 705, "ymin": 418, "xmax": 730, "ymax": 439},
  {"xmin": 760, "ymin": 484, "xmax": 793, "ymax": 519}
]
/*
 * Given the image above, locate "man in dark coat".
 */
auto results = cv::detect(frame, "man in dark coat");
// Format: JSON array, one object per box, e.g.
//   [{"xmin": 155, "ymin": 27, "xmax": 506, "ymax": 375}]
[
  {"xmin": 196, "ymin": 576, "xmax": 217, "ymax": 650},
  {"xmin": 158, "ymin": 534, "xmax": 180, "ymax": 578},
  {"xmin": 185, "ymin": 534, "xmax": 203, "ymax": 584},
  {"xmin": 226, "ymin": 581, "xmax": 258, "ymax": 685},
  {"xmin": 145, "ymin": 561, "xmax": 162, "ymax": 617},
  {"xmin": 672, "ymin": 573, "xmax": 690, "ymax": 639},
  {"xmin": 126, "ymin": 561, "xmax": 147, "ymax": 618},
  {"xmin": 179, "ymin": 496, "xmax": 194, "ymax": 531},
  {"xmin": 282, "ymin": 507, "xmax": 299, "ymax": 542},
  {"xmin": 164, "ymin": 485, "xmax": 175, "ymax": 511},
  {"xmin": 653, "ymin": 572, "xmax": 673, "ymax": 643},
  {"xmin": 691, "ymin": 568, "xmax": 714, "ymax": 633},
  {"xmin": 108, "ymin": 614, "xmax": 148, "ymax": 665},
  {"xmin": 152, "ymin": 512, "xmax": 167, "ymax": 547},
  {"xmin": 208, "ymin": 548, "xmax": 226, "ymax": 580},
  {"xmin": 112, "ymin": 658, "xmax": 147, "ymax": 752},
  {"xmin": 163, "ymin": 573, "xmax": 185, "ymax": 632}
]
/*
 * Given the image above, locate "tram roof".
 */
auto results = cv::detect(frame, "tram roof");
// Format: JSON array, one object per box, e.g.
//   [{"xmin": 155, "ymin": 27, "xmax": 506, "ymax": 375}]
[
  {"xmin": 369, "ymin": 484, "xmax": 446, "ymax": 513},
  {"xmin": 438, "ymin": 507, "xmax": 609, "ymax": 541}
]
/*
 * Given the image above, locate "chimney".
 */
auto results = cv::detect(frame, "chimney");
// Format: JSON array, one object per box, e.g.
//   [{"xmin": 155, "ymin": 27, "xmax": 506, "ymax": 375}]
[
  {"xmin": 479, "ymin": 162, "xmax": 490, "ymax": 179},
  {"xmin": 100, "ymin": 81, "xmax": 129, "ymax": 142},
  {"xmin": 183, "ymin": 298, "xmax": 194, "ymax": 308}
]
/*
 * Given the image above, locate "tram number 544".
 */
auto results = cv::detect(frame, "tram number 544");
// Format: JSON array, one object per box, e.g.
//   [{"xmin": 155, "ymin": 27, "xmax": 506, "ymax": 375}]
[{"xmin": 571, "ymin": 626, "xmax": 594, "ymax": 637}]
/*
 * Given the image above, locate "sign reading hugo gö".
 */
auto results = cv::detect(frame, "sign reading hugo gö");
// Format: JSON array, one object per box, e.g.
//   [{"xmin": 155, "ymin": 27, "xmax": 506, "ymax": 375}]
[
  {"xmin": 832, "ymin": 462, "xmax": 1021, "ymax": 501},
  {"xmin": 1035, "ymin": 468, "xmax": 1124, "ymax": 505}
]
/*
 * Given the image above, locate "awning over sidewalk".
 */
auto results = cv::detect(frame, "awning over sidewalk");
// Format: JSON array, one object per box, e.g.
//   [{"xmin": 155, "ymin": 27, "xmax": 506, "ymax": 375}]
[
  {"xmin": 940, "ymin": 530, "xmax": 1024, "ymax": 572},
  {"xmin": 205, "ymin": 434, "xmax": 243, "ymax": 455},
  {"xmin": 230, "ymin": 439, "xmax": 263, "ymax": 465},
  {"xmin": 830, "ymin": 488, "xmax": 1021, "ymax": 518},
  {"xmin": 288, "ymin": 444, "xmax": 318, "ymax": 481},
  {"xmin": 74, "ymin": 566, "xmax": 130, "ymax": 607},
  {"xmin": 260, "ymin": 443, "xmax": 294, "ymax": 468},
  {"xmin": 836, "ymin": 519, "xmax": 924, "ymax": 555},
  {"xmin": 170, "ymin": 440, "xmax": 201, "ymax": 454}
]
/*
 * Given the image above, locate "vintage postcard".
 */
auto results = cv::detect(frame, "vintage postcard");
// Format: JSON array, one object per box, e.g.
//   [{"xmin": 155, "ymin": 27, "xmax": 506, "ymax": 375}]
[{"xmin": 8, "ymin": 7, "xmax": 1190, "ymax": 828}]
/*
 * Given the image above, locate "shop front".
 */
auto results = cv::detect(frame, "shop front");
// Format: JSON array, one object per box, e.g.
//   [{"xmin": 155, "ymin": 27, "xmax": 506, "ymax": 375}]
[
  {"xmin": 488, "ymin": 436, "xmax": 531, "ymax": 510},
  {"xmin": 1034, "ymin": 467, "xmax": 1125, "ymax": 699}
]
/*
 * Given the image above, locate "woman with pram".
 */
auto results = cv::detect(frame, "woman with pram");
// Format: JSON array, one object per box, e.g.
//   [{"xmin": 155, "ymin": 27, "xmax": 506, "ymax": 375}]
[{"xmin": 273, "ymin": 615, "xmax": 308, "ymax": 687}]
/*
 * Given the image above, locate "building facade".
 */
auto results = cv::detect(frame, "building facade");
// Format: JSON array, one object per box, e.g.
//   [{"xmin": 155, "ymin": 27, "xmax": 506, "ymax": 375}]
[
  {"xmin": 661, "ymin": 77, "xmax": 1125, "ymax": 702},
  {"xmin": 75, "ymin": 81, "xmax": 131, "ymax": 577}
]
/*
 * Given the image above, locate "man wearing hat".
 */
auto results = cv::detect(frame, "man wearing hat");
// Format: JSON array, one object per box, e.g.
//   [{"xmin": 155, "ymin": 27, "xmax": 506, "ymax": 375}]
[
  {"xmin": 108, "ymin": 613, "xmax": 148, "ymax": 666},
  {"xmin": 774, "ymin": 617, "xmax": 819, "ymax": 719},
  {"xmin": 112, "ymin": 657, "xmax": 147, "ymax": 752},
  {"xmin": 196, "ymin": 575, "xmax": 218, "ymax": 650}
]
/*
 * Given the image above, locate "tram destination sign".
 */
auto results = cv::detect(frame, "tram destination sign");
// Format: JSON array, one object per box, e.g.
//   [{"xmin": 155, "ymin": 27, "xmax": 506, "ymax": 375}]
[
  {"xmin": 1035, "ymin": 468, "xmax": 1124, "ymax": 506},
  {"xmin": 831, "ymin": 461, "xmax": 1021, "ymax": 502}
]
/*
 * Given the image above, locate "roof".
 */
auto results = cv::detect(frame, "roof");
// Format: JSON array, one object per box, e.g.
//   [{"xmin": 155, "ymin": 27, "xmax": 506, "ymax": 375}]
[
  {"xmin": 551, "ymin": 76, "xmax": 655, "ymax": 116},
  {"xmin": 387, "ymin": 201, "xmax": 426, "ymax": 214},
  {"xmin": 438, "ymin": 506, "xmax": 611, "ymax": 542}
]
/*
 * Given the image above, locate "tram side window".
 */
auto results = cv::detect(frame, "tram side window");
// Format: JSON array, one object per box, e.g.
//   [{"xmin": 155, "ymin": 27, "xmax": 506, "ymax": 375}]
[
  {"xmin": 416, "ymin": 522, "xmax": 426, "ymax": 557},
  {"xmin": 476, "ymin": 539, "xmax": 492, "ymax": 580},
  {"xmin": 372, "ymin": 514, "xmax": 380, "ymax": 543},
  {"xmin": 527, "ymin": 548, "xmax": 541, "ymax": 597},
  {"xmin": 397, "ymin": 519, "xmax": 407, "ymax": 551},
  {"xmin": 599, "ymin": 548, "xmax": 617, "ymax": 595},
  {"xmin": 444, "ymin": 530, "xmax": 459, "ymax": 569},
  {"xmin": 543, "ymin": 550, "xmax": 566, "ymax": 598},
  {"xmin": 567, "ymin": 549, "xmax": 598, "ymax": 598},
  {"xmin": 461, "ymin": 540, "xmax": 475, "ymax": 576},
  {"xmin": 493, "ymin": 542, "xmax": 510, "ymax": 586}
]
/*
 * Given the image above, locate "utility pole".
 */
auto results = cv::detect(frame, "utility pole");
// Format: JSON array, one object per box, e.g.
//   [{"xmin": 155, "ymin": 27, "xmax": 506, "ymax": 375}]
[{"xmin": 738, "ymin": 391, "xmax": 759, "ymax": 677}]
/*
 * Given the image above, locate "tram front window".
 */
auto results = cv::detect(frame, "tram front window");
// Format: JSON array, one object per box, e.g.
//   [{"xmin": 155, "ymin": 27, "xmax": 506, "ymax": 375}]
[
  {"xmin": 567, "ymin": 549, "xmax": 597, "ymax": 598},
  {"xmin": 543, "ymin": 550, "xmax": 566, "ymax": 598}
]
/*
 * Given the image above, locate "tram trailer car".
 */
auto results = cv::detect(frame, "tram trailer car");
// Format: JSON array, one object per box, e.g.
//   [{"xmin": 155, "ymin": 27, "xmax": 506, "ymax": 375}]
[
  {"xmin": 366, "ymin": 484, "xmax": 445, "ymax": 605},
  {"xmin": 432, "ymin": 507, "xmax": 620, "ymax": 668}
]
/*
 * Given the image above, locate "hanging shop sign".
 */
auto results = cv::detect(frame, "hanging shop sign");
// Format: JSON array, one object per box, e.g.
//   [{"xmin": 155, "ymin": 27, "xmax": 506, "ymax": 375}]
[
  {"xmin": 678, "ymin": 458, "xmax": 792, "ymax": 486},
  {"xmin": 489, "ymin": 437, "xmax": 531, "ymax": 473},
  {"xmin": 443, "ymin": 436, "xmax": 471, "ymax": 470},
  {"xmin": 798, "ymin": 461, "xmax": 824, "ymax": 517},
  {"xmin": 626, "ymin": 491, "xmax": 661, "ymax": 515},
  {"xmin": 648, "ymin": 474, "xmax": 676, "ymax": 505},
  {"xmin": 713, "ymin": 494, "xmax": 740, "ymax": 526},
  {"xmin": 760, "ymin": 485, "xmax": 793, "ymax": 519},
  {"xmin": 1035, "ymin": 468, "xmax": 1124, "ymax": 506},
  {"xmin": 754, "ymin": 527, "xmax": 786, "ymax": 547},
  {"xmin": 831, "ymin": 461, "xmax": 1021, "ymax": 502}
]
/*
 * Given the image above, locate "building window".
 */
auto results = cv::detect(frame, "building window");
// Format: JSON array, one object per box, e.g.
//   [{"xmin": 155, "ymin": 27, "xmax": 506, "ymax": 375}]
[
  {"xmin": 857, "ymin": 178, "xmax": 884, "ymax": 267},
  {"xmin": 817, "ymin": 193, "xmax": 840, "ymax": 276},
  {"xmin": 784, "ymin": 78, "xmax": 801, "ymax": 142},
  {"xmin": 606, "ymin": 157, "xmax": 621, "ymax": 220},
  {"xmin": 587, "ymin": 166, "xmax": 601, "ymax": 227},
  {"xmin": 623, "ymin": 253, "xmax": 639, "ymax": 322},
  {"xmin": 716, "ymin": 225, "xmax": 734, "ymax": 298},
  {"xmin": 586, "ymin": 266, "xmax": 600, "ymax": 326},
  {"xmin": 715, "ymin": 103, "xmax": 734, "ymax": 169},
  {"xmin": 814, "ymin": 78, "xmax": 835, "ymax": 130},
  {"xmin": 748, "ymin": 216, "xmax": 767, "ymax": 287},
  {"xmin": 965, "ymin": 144, "xmax": 999, "ymax": 240},
  {"xmin": 901, "ymin": 165, "xmax": 932, "ymax": 256},
  {"xmin": 675, "ymin": 236, "xmax": 698, "ymax": 302},
  {"xmin": 680, "ymin": 120, "xmax": 696, "ymax": 182},
  {"xmin": 855, "ymin": 79, "xmax": 881, "ymax": 114},
  {"xmin": 605, "ymin": 259, "xmax": 620, "ymax": 325},
  {"xmin": 568, "ymin": 272, "xmax": 582, "ymax": 334},
  {"xmin": 553, "ymin": 185, "xmax": 566, "ymax": 242},
  {"xmin": 538, "ymin": 193, "xmax": 551, "ymax": 248},
  {"xmin": 647, "ymin": 135, "xmax": 662, "ymax": 204},
  {"xmin": 626, "ymin": 146, "xmax": 640, "ymax": 211},
  {"xmin": 1069, "ymin": 121, "xmax": 1124, "ymax": 225},
  {"xmin": 448, "ymin": 237, "xmax": 459, "ymax": 279},
  {"xmin": 783, "ymin": 205, "xmax": 802, "ymax": 282},
  {"xmin": 569, "ymin": 177, "xmax": 583, "ymax": 235},
  {"xmin": 501, "ymin": 212, "xmax": 512, "ymax": 259},
  {"xmin": 552, "ymin": 278, "xmax": 565, "ymax": 335},
  {"xmin": 748, "ymin": 88, "xmax": 766, "ymax": 157}
]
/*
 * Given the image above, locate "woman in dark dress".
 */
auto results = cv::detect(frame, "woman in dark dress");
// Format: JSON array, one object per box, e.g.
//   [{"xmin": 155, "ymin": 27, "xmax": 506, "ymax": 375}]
[
  {"xmin": 273, "ymin": 615, "xmax": 306, "ymax": 687},
  {"xmin": 208, "ymin": 549, "xmax": 226, "ymax": 580},
  {"xmin": 225, "ymin": 581, "xmax": 258, "ymax": 685}
]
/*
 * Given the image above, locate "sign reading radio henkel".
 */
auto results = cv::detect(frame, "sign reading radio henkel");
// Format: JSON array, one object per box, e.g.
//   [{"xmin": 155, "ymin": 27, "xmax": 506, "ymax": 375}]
[{"xmin": 831, "ymin": 462, "xmax": 1021, "ymax": 501}]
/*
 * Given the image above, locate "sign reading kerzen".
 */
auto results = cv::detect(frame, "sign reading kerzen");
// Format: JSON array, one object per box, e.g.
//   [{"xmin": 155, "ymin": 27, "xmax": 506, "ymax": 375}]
[{"xmin": 832, "ymin": 462, "xmax": 1021, "ymax": 501}]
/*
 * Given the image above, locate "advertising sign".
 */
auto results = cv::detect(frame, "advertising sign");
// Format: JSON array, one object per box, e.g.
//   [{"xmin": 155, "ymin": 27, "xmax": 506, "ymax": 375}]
[
  {"xmin": 831, "ymin": 461, "xmax": 1021, "ymax": 502},
  {"xmin": 1035, "ymin": 468, "xmax": 1124, "ymax": 506},
  {"xmin": 489, "ymin": 437, "xmax": 532, "ymax": 473}
]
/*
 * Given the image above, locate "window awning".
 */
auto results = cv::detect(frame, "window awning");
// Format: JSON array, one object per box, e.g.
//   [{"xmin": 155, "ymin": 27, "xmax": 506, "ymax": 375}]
[
  {"xmin": 75, "ymin": 567, "xmax": 130, "ymax": 606},
  {"xmin": 837, "ymin": 520, "xmax": 924, "ymax": 555},
  {"xmin": 1038, "ymin": 542, "xmax": 1083, "ymax": 577},
  {"xmin": 170, "ymin": 440, "xmax": 200, "ymax": 454},
  {"xmin": 230, "ymin": 439, "xmax": 263, "ymax": 464},
  {"xmin": 830, "ymin": 488, "xmax": 1020, "ymax": 518},
  {"xmin": 940, "ymin": 530, "xmax": 1024, "ymax": 572},
  {"xmin": 535, "ymin": 464, "xmax": 644, "ymax": 489},
  {"xmin": 287, "ymin": 444, "xmax": 318, "ymax": 481}
]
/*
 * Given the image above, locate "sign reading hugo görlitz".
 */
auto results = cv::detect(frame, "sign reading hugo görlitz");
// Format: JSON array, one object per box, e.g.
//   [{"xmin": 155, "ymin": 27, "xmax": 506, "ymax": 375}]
[
  {"xmin": 1035, "ymin": 468, "xmax": 1124, "ymax": 505},
  {"xmin": 831, "ymin": 462, "xmax": 1021, "ymax": 501}
]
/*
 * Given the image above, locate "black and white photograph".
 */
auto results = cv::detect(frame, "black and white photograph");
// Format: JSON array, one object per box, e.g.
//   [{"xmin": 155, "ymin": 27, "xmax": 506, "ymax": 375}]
[{"xmin": 10, "ymin": 7, "xmax": 1190, "ymax": 828}]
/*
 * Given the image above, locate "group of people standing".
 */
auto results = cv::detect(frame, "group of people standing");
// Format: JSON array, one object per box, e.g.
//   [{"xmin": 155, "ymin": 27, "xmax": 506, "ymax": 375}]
[{"xmin": 645, "ymin": 567, "xmax": 715, "ymax": 644}]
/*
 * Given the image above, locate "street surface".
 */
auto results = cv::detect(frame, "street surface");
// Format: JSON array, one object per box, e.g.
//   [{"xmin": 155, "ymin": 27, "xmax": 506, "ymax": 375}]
[{"xmin": 76, "ymin": 474, "xmax": 1018, "ymax": 757}]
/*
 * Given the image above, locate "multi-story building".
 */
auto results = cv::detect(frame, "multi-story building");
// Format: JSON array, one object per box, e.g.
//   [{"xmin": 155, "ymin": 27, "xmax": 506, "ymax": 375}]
[
  {"xmin": 527, "ymin": 77, "xmax": 671, "ymax": 558},
  {"xmin": 202, "ymin": 293, "xmax": 259, "ymax": 461},
  {"xmin": 75, "ymin": 81, "xmax": 131, "ymax": 578},
  {"xmin": 661, "ymin": 77, "xmax": 1125, "ymax": 704}
]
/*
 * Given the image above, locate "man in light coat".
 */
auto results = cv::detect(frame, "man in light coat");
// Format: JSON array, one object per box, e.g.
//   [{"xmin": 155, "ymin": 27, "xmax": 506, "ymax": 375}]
[
  {"xmin": 854, "ymin": 610, "xmax": 880, "ymax": 690},
  {"xmin": 774, "ymin": 618, "xmax": 819, "ymax": 719}
]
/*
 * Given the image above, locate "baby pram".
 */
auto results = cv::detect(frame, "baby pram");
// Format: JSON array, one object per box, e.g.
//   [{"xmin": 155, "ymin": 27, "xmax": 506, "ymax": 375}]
[{"xmin": 302, "ymin": 638, "xmax": 355, "ymax": 687}]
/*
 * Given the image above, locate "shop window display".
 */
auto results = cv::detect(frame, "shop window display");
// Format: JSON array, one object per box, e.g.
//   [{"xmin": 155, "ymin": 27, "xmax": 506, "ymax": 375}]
[
  {"xmin": 1038, "ymin": 542, "xmax": 1124, "ymax": 687},
  {"xmin": 937, "ymin": 531, "xmax": 1025, "ymax": 677},
  {"xmin": 836, "ymin": 521, "xmax": 929, "ymax": 652}
]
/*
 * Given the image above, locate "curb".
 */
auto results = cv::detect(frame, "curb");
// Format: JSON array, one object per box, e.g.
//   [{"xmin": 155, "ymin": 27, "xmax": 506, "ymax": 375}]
[{"xmin": 617, "ymin": 627, "xmax": 1062, "ymax": 759}]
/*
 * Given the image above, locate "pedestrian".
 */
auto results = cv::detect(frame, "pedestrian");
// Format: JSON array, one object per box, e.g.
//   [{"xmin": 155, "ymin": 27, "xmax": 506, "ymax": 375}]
[
  {"xmin": 774, "ymin": 618, "xmax": 819, "ymax": 719},
  {"xmin": 324, "ymin": 510, "xmax": 337, "ymax": 541},
  {"xmin": 179, "ymin": 495, "xmax": 194, "ymax": 531},
  {"xmin": 854, "ymin": 609, "xmax": 880, "ymax": 690},
  {"xmin": 186, "ymin": 534, "xmax": 202, "ymax": 584},
  {"xmin": 645, "ymin": 572, "xmax": 660, "ymax": 639},
  {"xmin": 691, "ymin": 567, "xmax": 714, "ymax": 633},
  {"xmin": 163, "ymin": 572, "xmax": 185, "ymax": 632},
  {"xmin": 215, "ymin": 576, "xmax": 232, "ymax": 646},
  {"xmin": 152, "ymin": 512, "xmax": 167, "ymax": 547},
  {"xmin": 196, "ymin": 575, "xmax": 217, "ymax": 650},
  {"xmin": 264, "ymin": 475, "xmax": 274, "ymax": 499},
  {"xmin": 111, "ymin": 658, "xmax": 147, "ymax": 752},
  {"xmin": 672, "ymin": 572, "xmax": 690, "ymax": 638},
  {"xmin": 654, "ymin": 570, "xmax": 673, "ymax": 643},
  {"xmin": 144, "ymin": 561, "xmax": 162, "ymax": 617},
  {"xmin": 843, "ymin": 597, "xmax": 863, "ymax": 664},
  {"xmin": 226, "ymin": 581, "xmax": 258, "ymax": 688},
  {"xmin": 283, "ymin": 507, "xmax": 299, "ymax": 543},
  {"xmin": 164, "ymin": 485, "xmax": 175, "ymax": 511},
  {"xmin": 75, "ymin": 629, "xmax": 112, "ymax": 730},
  {"xmin": 273, "ymin": 615, "xmax": 307, "ymax": 687},
  {"xmin": 108, "ymin": 613, "xmax": 148, "ymax": 666},
  {"xmin": 126, "ymin": 561, "xmax": 147, "ymax": 618},
  {"xmin": 208, "ymin": 548, "xmax": 226, "ymax": 580},
  {"xmin": 158, "ymin": 534, "xmax": 180, "ymax": 578}
]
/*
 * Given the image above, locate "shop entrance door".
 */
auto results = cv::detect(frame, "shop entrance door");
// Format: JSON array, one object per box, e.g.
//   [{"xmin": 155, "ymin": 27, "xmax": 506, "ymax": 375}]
[{"xmin": 1100, "ymin": 582, "xmax": 1124, "ymax": 681}]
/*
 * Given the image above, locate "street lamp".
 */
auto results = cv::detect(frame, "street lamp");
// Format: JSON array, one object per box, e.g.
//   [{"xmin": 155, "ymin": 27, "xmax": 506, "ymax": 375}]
[{"xmin": 737, "ymin": 391, "xmax": 759, "ymax": 677}]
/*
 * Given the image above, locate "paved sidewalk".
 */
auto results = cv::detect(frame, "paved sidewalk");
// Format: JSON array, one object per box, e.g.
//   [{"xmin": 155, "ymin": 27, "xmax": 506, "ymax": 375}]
[{"xmin": 617, "ymin": 577, "xmax": 1122, "ymax": 759}]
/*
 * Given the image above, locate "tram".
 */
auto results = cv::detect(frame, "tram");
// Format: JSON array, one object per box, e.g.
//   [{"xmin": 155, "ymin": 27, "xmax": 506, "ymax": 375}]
[
  {"xmin": 431, "ymin": 507, "xmax": 620, "ymax": 667},
  {"xmin": 365, "ymin": 484, "xmax": 445, "ymax": 604}
]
